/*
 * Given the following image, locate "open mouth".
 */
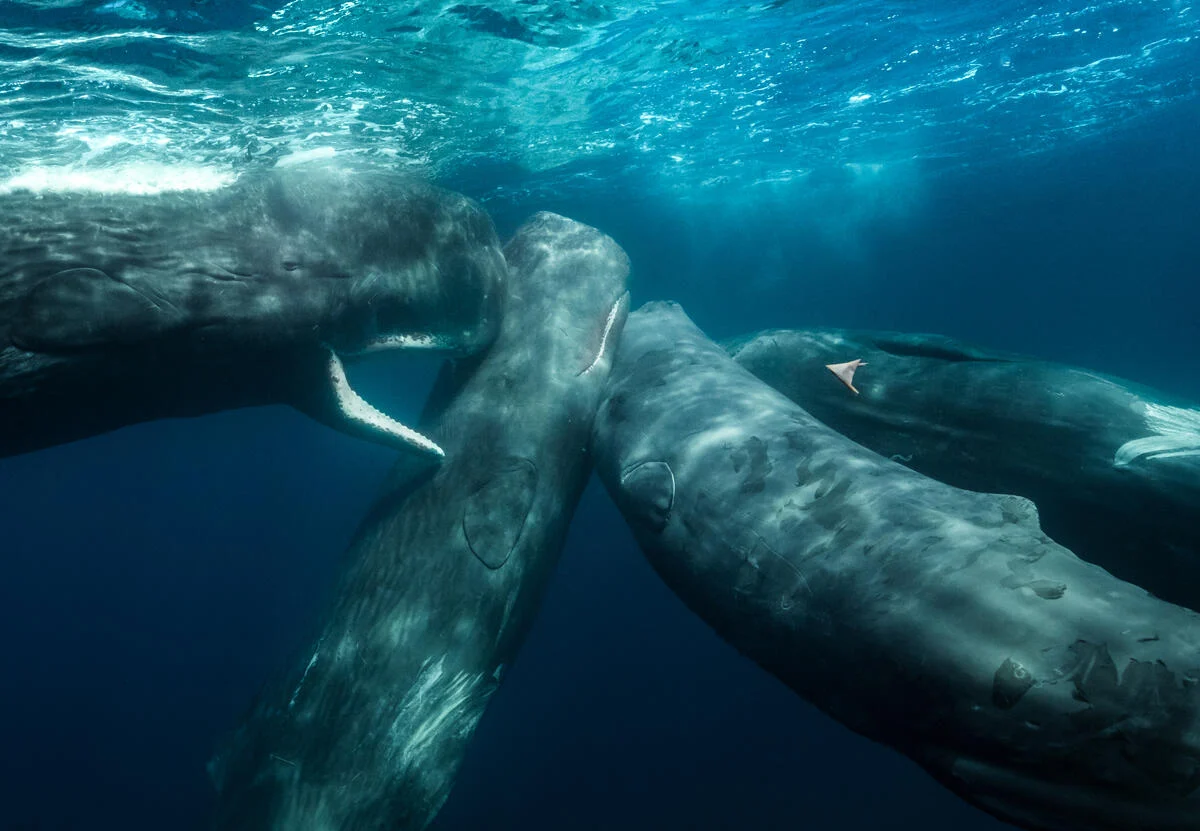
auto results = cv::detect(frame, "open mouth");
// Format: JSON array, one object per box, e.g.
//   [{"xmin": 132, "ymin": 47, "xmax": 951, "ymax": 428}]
[
  {"xmin": 341, "ymin": 332, "xmax": 456, "ymax": 355},
  {"xmin": 317, "ymin": 342, "xmax": 445, "ymax": 460}
]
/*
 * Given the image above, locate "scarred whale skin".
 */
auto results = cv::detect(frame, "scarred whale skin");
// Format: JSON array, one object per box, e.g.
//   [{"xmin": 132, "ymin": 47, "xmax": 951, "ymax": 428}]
[
  {"xmin": 594, "ymin": 302, "xmax": 1200, "ymax": 831},
  {"xmin": 0, "ymin": 164, "xmax": 506, "ymax": 458},
  {"xmin": 727, "ymin": 328, "xmax": 1200, "ymax": 611},
  {"xmin": 209, "ymin": 213, "xmax": 629, "ymax": 830}
]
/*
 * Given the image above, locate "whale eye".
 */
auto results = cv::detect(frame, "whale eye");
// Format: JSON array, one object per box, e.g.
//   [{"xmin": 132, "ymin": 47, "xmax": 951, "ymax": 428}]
[{"xmin": 282, "ymin": 260, "xmax": 301, "ymax": 272}]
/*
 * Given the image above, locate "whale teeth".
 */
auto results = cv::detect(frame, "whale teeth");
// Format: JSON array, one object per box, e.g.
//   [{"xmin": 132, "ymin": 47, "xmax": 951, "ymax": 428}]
[
  {"xmin": 324, "ymin": 348, "xmax": 445, "ymax": 459},
  {"xmin": 347, "ymin": 333, "xmax": 449, "ymax": 355}
]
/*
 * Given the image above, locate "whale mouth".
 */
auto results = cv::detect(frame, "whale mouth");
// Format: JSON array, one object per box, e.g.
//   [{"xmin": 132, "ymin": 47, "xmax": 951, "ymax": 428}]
[
  {"xmin": 341, "ymin": 332, "xmax": 457, "ymax": 355},
  {"xmin": 314, "ymin": 329, "xmax": 487, "ymax": 460},
  {"xmin": 293, "ymin": 343, "xmax": 445, "ymax": 460},
  {"xmin": 325, "ymin": 348, "xmax": 445, "ymax": 459}
]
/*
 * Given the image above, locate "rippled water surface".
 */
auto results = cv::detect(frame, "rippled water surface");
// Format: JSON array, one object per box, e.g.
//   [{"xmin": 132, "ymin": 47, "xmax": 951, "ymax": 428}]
[{"xmin": 1, "ymin": 0, "xmax": 1196, "ymax": 199}]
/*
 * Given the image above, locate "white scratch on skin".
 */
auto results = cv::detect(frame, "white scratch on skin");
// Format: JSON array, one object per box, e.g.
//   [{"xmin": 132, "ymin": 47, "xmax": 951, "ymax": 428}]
[
  {"xmin": 1115, "ymin": 403, "xmax": 1200, "ymax": 467},
  {"xmin": 333, "ymin": 635, "xmax": 358, "ymax": 664},
  {"xmin": 579, "ymin": 293, "xmax": 627, "ymax": 376},
  {"xmin": 289, "ymin": 639, "xmax": 324, "ymax": 710},
  {"xmin": 388, "ymin": 657, "xmax": 482, "ymax": 770}
]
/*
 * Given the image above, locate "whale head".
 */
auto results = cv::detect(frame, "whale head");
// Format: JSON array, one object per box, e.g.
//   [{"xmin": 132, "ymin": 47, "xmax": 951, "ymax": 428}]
[{"xmin": 0, "ymin": 165, "xmax": 507, "ymax": 460}]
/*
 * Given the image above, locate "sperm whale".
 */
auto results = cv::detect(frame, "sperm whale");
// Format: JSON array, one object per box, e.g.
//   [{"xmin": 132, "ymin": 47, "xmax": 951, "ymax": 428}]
[{"xmin": 0, "ymin": 164, "xmax": 506, "ymax": 460}]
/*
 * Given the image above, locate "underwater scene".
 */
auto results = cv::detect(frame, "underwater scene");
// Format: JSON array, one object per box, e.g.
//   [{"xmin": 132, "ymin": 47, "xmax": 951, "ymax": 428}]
[{"xmin": 1, "ymin": 1, "xmax": 1199, "ymax": 829}]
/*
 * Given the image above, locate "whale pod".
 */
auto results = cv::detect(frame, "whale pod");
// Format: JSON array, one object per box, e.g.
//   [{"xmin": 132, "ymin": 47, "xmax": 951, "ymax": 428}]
[
  {"xmin": 727, "ymin": 328, "xmax": 1200, "ymax": 611},
  {"xmin": 0, "ymin": 164, "xmax": 506, "ymax": 459},
  {"xmin": 209, "ymin": 213, "xmax": 629, "ymax": 830},
  {"xmin": 594, "ymin": 302, "xmax": 1200, "ymax": 831}
]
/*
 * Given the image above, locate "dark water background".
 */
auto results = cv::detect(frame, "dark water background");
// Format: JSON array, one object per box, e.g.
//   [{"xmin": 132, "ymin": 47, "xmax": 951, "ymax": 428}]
[{"xmin": 2, "ymin": 3, "xmax": 1200, "ymax": 824}]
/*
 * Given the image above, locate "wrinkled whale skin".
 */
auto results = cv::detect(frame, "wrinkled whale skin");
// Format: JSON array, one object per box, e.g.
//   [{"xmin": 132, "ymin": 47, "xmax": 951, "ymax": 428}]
[
  {"xmin": 209, "ymin": 213, "xmax": 629, "ymax": 830},
  {"xmin": 0, "ymin": 165, "xmax": 506, "ymax": 457},
  {"xmin": 594, "ymin": 302, "xmax": 1200, "ymax": 831},
  {"xmin": 727, "ymin": 328, "xmax": 1200, "ymax": 610}
]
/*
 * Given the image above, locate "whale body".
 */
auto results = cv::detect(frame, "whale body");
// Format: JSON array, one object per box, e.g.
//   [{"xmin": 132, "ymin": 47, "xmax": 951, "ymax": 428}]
[
  {"xmin": 727, "ymin": 328, "xmax": 1200, "ymax": 610},
  {"xmin": 209, "ymin": 213, "xmax": 629, "ymax": 830},
  {"xmin": 0, "ymin": 165, "xmax": 506, "ymax": 459},
  {"xmin": 595, "ymin": 302, "xmax": 1200, "ymax": 831}
]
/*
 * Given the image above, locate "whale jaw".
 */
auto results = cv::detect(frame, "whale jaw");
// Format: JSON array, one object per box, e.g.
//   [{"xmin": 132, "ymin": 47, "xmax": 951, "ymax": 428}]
[
  {"xmin": 1114, "ymin": 402, "xmax": 1200, "ymax": 468},
  {"xmin": 294, "ymin": 346, "xmax": 445, "ymax": 461}
]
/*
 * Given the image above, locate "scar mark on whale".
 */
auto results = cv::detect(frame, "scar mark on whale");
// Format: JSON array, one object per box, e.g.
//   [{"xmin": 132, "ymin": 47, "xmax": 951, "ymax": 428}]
[{"xmin": 579, "ymin": 292, "xmax": 629, "ymax": 376}]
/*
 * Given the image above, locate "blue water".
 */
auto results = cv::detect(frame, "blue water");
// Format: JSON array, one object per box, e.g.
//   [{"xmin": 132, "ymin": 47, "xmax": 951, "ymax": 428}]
[{"xmin": 1, "ymin": 1, "xmax": 1199, "ymax": 828}]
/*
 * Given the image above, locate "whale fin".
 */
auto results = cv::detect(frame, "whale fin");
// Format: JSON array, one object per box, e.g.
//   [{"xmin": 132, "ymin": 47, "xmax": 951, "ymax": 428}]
[
  {"xmin": 11, "ymin": 268, "xmax": 184, "ymax": 352},
  {"xmin": 293, "ymin": 347, "xmax": 446, "ymax": 461},
  {"xmin": 619, "ymin": 460, "xmax": 675, "ymax": 532},
  {"xmin": 825, "ymin": 359, "xmax": 866, "ymax": 394},
  {"xmin": 463, "ymin": 457, "xmax": 538, "ymax": 569}
]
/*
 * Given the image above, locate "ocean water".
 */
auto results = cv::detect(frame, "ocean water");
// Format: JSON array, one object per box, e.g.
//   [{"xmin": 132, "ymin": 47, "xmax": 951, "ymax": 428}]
[{"xmin": 1, "ymin": 1, "xmax": 1199, "ymax": 829}]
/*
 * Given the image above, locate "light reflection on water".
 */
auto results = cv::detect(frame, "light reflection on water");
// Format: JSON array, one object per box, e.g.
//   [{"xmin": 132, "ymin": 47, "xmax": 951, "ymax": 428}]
[{"xmin": 0, "ymin": 0, "xmax": 1196, "ymax": 200}]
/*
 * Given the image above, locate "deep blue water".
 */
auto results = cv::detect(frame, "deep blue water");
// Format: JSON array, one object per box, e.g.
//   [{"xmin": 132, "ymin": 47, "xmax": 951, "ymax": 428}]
[{"xmin": 2, "ymin": 1, "xmax": 1200, "ymax": 829}]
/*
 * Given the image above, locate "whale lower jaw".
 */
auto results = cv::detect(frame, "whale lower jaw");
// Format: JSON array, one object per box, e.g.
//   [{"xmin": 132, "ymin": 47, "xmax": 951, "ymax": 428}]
[
  {"xmin": 319, "ymin": 346, "xmax": 445, "ymax": 460},
  {"xmin": 1114, "ymin": 403, "xmax": 1200, "ymax": 467}
]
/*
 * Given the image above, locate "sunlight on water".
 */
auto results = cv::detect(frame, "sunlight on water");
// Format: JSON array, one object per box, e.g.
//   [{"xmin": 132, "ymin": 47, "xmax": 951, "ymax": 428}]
[
  {"xmin": 0, "ymin": 161, "xmax": 235, "ymax": 193},
  {"xmin": 0, "ymin": 0, "xmax": 1196, "ymax": 201}
]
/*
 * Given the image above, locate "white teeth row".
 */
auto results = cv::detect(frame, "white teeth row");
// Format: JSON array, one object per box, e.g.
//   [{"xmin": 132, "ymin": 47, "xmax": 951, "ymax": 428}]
[
  {"xmin": 346, "ymin": 333, "xmax": 448, "ymax": 355},
  {"xmin": 325, "ymin": 349, "xmax": 445, "ymax": 458}
]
